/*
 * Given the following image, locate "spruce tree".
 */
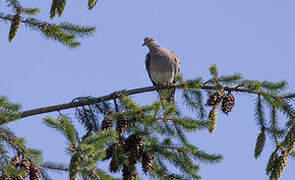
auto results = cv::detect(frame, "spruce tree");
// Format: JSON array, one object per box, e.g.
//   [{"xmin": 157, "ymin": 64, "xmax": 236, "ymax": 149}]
[{"xmin": 1, "ymin": 65, "xmax": 295, "ymax": 179}]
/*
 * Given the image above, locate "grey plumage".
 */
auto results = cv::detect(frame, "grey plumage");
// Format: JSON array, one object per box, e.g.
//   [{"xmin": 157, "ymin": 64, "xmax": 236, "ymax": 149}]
[{"xmin": 143, "ymin": 37, "xmax": 180, "ymax": 104}]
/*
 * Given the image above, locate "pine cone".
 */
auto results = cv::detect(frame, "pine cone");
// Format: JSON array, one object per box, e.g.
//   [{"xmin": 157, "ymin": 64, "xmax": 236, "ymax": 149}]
[
  {"xmin": 270, "ymin": 151, "xmax": 288, "ymax": 180},
  {"xmin": 88, "ymin": 0, "xmax": 98, "ymax": 10},
  {"xmin": 167, "ymin": 174, "xmax": 182, "ymax": 180},
  {"xmin": 208, "ymin": 106, "xmax": 217, "ymax": 133},
  {"xmin": 10, "ymin": 155, "xmax": 20, "ymax": 167},
  {"xmin": 116, "ymin": 114, "xmax": 128, "ymax": 136},
  {"xmin": 254, "ymin": 129, "xmax": 266, "ymax": 159},
  {"xmin": 50, "ymin": 0, "xmax": 58, "ymax": 18},
  {"xmin": 101, "ymin": 113, "xmax": 114, "ymax": 130},
  {"xmin": 207, "ymin": 92, "xmax": 223, "ymax": 106},
  {"xmin": 56, "ymin": 0, "xmax": 66, "ymax": 16},
  {"xmin": 124, "ymin": 134, "xmax": 144, "ymax": 165},
  {"xmin": 50, "ymin": 0, "xmax": 66, "ymax": 18},
  {"xmin": 1, "ymin": 169, "xmax": 12, "ymax": 180},
  {"xmin": 142, "ymin": 152, "xmax": 154, "ymax": 173},
  {"xmin": 8, "ymin": 135, "xmax": 16, "ymax": 144},
  {"xmin": 282, "ymin": 126, "xmax": 295, "ymax": 153},
  {"xmin": 221, "ymin": 92, "xmax": 235, "ymax": 114},
  {"xmin": 9, "ymin": 13, "xmax": 21, "ymax": 42},
  {"xmin": 18, "ymin": 157, "xmax": 30, "ymax": 179},
  {"xmin": 266, "ymin": 150, "xmax": 278, "ymax": 175},
  {"xmin": 104, "ymin": 144, "xmax": 116, "ymax": 160},
  {"xmin": 108, "ymin": 143, "xmax": 123, "ymax": 173},
  {"xmin": 29, "ymin": 163, "xmax": 41, "ymax": 180},
  {"xmin": 109, "ymin": 157, "xmax": 120, "ymax": 173},
  {"xmin": 122, "ymin": 164, "xmax": 135, "ymax": 180}
]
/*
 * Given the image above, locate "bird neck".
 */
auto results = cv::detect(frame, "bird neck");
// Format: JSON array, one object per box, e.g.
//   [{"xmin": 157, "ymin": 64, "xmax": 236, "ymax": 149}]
[{"xmin": 148, "ymin": 43, "xmax": 160, "ymax": 51}]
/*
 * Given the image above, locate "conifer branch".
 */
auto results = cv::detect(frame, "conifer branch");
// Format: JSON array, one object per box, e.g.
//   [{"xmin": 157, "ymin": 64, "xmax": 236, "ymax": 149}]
[
  {"xmin": 6, "ymin": 0, "xmax": 22, "ymax": 12},
  {"xmin": 0, "ymin": 11, "xmax": 95, "ymax": 48},
  {"xmin": 3, "ymin": 65, "xmax": 295, "ymax": 179},
  {"xmin": 20, "ymin": 84, "xmax": 282, "ymax": 119},
  {"xmin": 41, "ymin": 161, "xmax": 69, "ymax": 171}
]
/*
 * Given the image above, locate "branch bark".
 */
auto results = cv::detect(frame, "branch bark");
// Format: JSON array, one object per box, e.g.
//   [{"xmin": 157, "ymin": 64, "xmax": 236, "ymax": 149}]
[
  {"xmin": 20, "ymin": 86, "xmax": 158, "ymax": 118},
  {"xmin": 20, "ymin": 84, "xmax": 259, "ymax": 119}
]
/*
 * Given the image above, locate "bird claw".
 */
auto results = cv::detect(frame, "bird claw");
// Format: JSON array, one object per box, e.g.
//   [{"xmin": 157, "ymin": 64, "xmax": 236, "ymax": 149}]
[
  {"xmin": 156, "ymin": 82, "xmax": 173, "ymax": 89},
  {"xmin": 157, "ymin": 83, "xmax": 165, "ymax": 89}
]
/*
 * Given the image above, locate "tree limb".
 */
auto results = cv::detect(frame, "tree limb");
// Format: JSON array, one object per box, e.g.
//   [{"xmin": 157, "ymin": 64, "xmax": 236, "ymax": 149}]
[{"xmin": 20, "ymin": 84, "xmax": 261, "ymax": 119}]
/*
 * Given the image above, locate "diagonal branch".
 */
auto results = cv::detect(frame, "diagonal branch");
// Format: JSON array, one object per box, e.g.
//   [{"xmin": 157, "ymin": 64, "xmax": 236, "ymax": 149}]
[
  {"xmin": 21, "ymin": 86, "xmax": 157, "ymax": 118},
  {"xmin": 20, "ymin": 84, "xmax": 260, "ymax": 119}
]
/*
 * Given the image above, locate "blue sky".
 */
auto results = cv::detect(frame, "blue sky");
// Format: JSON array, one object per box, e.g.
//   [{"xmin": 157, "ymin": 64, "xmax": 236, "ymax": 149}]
[{"xmin": 1, "ymin": 0, "xmax": 295, "ymax": 179}]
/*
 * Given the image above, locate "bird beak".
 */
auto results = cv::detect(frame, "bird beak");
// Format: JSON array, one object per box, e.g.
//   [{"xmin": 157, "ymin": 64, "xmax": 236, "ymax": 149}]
[{"xmin": 141, "ymin": 43, "xmax": 145, "ymax": 47}]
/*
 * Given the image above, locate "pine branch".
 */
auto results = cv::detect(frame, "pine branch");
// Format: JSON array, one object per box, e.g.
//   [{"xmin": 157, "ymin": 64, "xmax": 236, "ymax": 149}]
[
  {"xmin": 0, "ymin": 12, "xmax": 95, "ymax": 48},
  {"xmin": 6, "ymin": 0, "xmax": 22, "ymax": 12},
  {"xmin": 59, "ymin": 22, "xmax": 95, "ymax": 37},
  {"xmin": 260, "ymin": 80, "xmax": 287, "ymax": 93},
  {"xmin": 196, "ymin": 151, "xmax": 222, "ymax": 164},
  {"xmin": 281, "ymin": 93, "xmax": 295, "ymax": 101},
  {"xmin": 0, "ymin": 142, "xmax": 10, "ymax": 165},
  {"xmin": 219, "ymin": 73, "xmax": 243, "ymax": 85},
  {"xmin": 43, "ymin": 115, "xmax": 78, "ymax": 147},
  {"xmin": 75, "ymin": 103, "xmax": 100, "ymax": 132},
  {"xmin": 41, "ymin": 161, "xmax": 69, "ymax": 171},
  {"xmin": 0, "ymin": 96, "xmax": 21, "ymax": 125},
  {"xmin": 81, "ymin": 130, "xmax": 117, "ymax": 148},
  {"xmin": 208, "ymin": 64, "xmax": 218, "ymax": 79},
  {"xmin": 25, "ymin": 148, "xmax": 43, "ymax": 162},
  {"xmin": 81, "ymin": 167, "xmax": 102, "ymax": 180},
  {"xmin": 20, "ymin": 84, "xmax": 278, "ymax": 119},
  {"xmin": 267, "ymin": 106, "xmax": 281, "ymax": 147},
  {"xmin": 255, "ymin": 95, "xmax": 266, "ymax": 128},
  {"xmin": 0, "ymin": 127, "xmax": 25, "ymax": 153},
  {"xmin": 39, "ymin": 168, "xmax": 53, "ymax": 180},
  {"xmin": 22, "ymin": 8, "xmax": 40, "ymax": 16},
  {"xmin": 182, "ymin": 90, "xmax": 206, "ymax": 119}
]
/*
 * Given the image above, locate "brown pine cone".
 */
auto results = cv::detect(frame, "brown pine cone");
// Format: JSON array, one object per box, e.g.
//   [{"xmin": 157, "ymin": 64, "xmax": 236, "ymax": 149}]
[
  {"xmin": 109, "ymin": 157, "xmax": 120, "ymax": 173},
  {"xmin": 104, "ymin": 144, "xmax": 116, "ymax": 160},
  {"xmin": 122, "ymin": 164, "xmax": 135, "ymax": 180},
  {"xmin": 101, "ymin": 113, "xmax": 114, "ymax": 130},
  {"xmin": 142, "ymin": 152, "xmax": 154, "ymax": 173},
  {"xmin": 221, "ymin": 91, "xmax": 235, "ymax": 114},
  {"xmin": 124, "ymin": 134, "xmax": 144, "ymax": 165},
  {"xmin": 254, "ymin": 129, "xmax": 266, "ymax": 159},
  {"xmin": 17, "ymin": 157, "xmax": 30, "ymax": 180},
  {"xmin": 1, "ymin": 169, "xmax": 12, "ymax": 180},
  {"xmin": 207, "ymin": 92, "xmax": 223, "ymax": 106},
  {"xmin": 116, "ymin": 114, "xmax": 128, "ymax": 136},
  {"xmin": 10, "ymin": 155, "xmax": 20, "ymax": 167},
  {"xmin": 29, "ymin": 163, "xmax": 41, "ymax": 180}
]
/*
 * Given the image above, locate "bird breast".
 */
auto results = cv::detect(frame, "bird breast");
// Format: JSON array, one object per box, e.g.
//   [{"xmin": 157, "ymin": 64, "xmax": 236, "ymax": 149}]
[{"xmin": 149, "ymin": 56, "xmax": 174, "ymax": 84}]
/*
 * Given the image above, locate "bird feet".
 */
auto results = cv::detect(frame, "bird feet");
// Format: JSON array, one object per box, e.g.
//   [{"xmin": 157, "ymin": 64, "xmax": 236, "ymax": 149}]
[{"xmin": 156, "ymin": 82, "xmax": 174, "ymax": 89}]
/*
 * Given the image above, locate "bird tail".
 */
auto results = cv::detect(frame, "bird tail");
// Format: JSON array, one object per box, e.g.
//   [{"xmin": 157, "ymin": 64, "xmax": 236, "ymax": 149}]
[{"xmin": 158, "ymin": 88, "xmax": 175, "ymax": 106}]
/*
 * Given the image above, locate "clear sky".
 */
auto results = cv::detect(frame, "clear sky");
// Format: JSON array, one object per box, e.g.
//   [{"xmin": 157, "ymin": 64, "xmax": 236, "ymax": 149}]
[{"xmin": 1, "ymin": 0, "xmax": 295, "ymax": 179}]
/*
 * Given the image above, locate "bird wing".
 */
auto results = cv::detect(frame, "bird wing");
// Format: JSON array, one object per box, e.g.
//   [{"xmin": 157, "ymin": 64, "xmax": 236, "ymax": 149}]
[
  {"xmin": 170, "ymin": 51, "xmax": 180, "ymax": 83},
  {"xmin": 145, "ymin": 53, "xmax": 157, "ymax": 86}
]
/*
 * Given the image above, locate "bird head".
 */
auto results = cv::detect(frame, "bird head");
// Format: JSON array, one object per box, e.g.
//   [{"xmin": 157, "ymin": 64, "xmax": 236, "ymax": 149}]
[{"xmin": 142, "ymin": 37, "xmax": 159, "ymax": 48}]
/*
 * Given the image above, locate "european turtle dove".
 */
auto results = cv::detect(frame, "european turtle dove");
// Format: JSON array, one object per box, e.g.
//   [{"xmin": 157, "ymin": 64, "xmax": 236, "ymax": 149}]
[{"xmin": 143, "ymin": 37, "xmax": 180, "ymax": 104}]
